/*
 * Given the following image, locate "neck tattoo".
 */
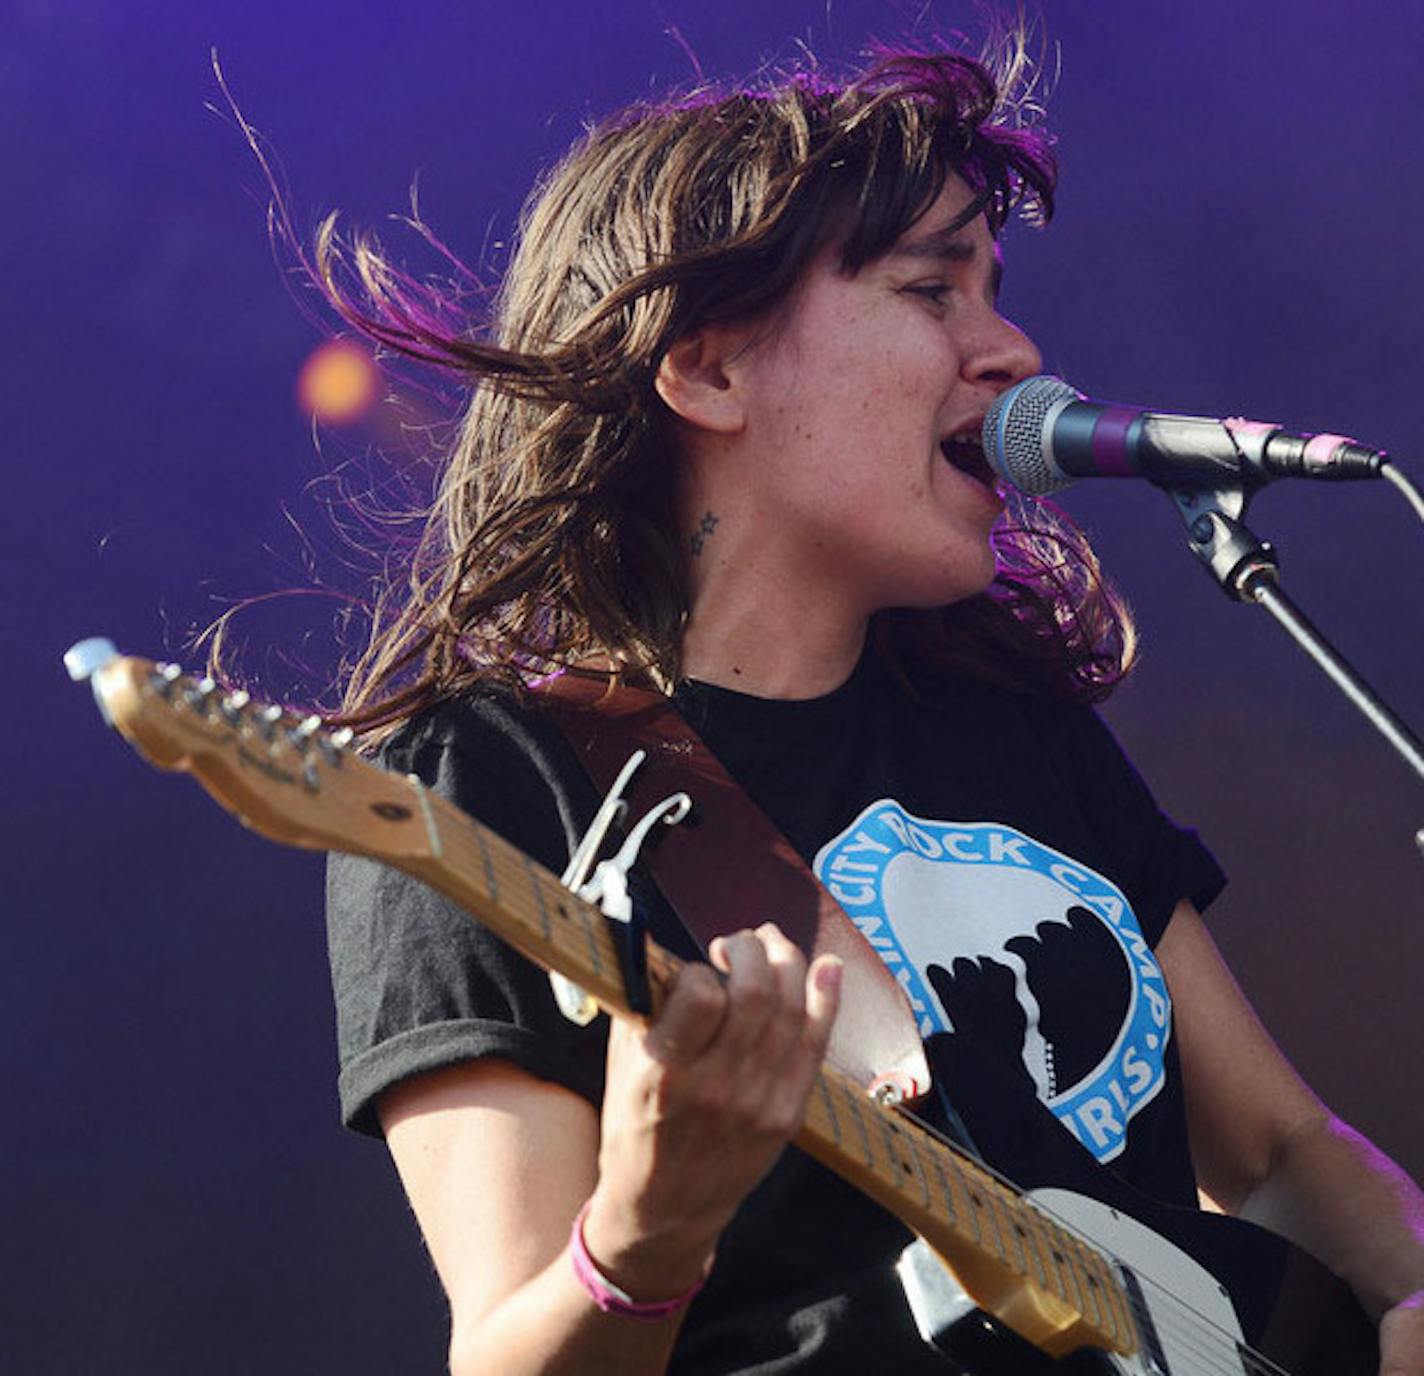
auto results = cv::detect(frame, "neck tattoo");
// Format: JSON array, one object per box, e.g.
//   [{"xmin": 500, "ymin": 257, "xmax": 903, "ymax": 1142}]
[{"xmin": 689, "ymin": 510, "xmax": 720, "ymax": 558}]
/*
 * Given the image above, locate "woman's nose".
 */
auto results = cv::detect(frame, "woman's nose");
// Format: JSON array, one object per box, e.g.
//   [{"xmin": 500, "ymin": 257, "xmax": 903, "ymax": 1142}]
[{"xmin": 966, "ymin": 312, "xmax": 1042, "ymax": 390}]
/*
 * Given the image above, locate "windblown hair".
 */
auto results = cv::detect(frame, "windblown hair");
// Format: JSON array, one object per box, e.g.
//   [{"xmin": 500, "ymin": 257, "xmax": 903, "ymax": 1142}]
[{"xmin": 255, "ymin": 40, "xmax": 1135, "ymax": 738}]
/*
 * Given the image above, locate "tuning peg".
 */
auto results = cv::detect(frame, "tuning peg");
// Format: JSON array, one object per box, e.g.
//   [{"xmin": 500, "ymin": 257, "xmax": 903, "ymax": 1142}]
[
  {"xmin": 315, "ymin": 725, "xmax": 355, "ymax": 768},
  {"xmin": 64, "ymin": 638, "xmax": 119, "ymax": 682},
  {"xmin": 184, "ymin": 676, "xmax": 221, "ymax": 713},
  {"xmin": 220, "ymin": 689, "xmax": 251, "ymax": 726},
  {"xmin": 286, "ymin": 714, "xmax": 323, "ymax": 750},
  {"xmin": 254, "ymin": 703, "xmax": 286, "ymax": 742},
  {"xmin": 149, "ymin": 663, "xmax": 184, "ymax": 698},
  {"xmin": 64, "ymin": 637, "xmax": 122, "ymax": 725}
]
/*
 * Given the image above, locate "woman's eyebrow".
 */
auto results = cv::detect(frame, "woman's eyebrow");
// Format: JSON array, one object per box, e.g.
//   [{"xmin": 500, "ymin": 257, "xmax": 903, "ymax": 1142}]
[
  {"xmin": 892, "ymin": 227, "xmax": 976, "ymax": 262},
  {"xmin": 889, "ymin": 229, "xmax": 1004, "ymax": 299}
]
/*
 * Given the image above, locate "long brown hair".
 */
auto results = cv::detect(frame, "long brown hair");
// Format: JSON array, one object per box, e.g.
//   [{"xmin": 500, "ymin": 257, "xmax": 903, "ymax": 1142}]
[{"xmin": 219, "ymin": 39, "xmax": 1134, "ymax": 739}]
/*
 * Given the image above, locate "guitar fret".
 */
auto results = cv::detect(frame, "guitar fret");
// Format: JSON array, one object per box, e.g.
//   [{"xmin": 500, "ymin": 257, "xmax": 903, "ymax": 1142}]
[
  {"xmin": 1005, "ymin": 1200, "xmax": 1048, "ymax": 1287},
  {"xmin": 816, "ymin": 1077, "xmax": 843, "ymax": 1147},
  {"xmin": 870, "ymin": 1112, "xmax": 896, "ymax": 1182},
  {"xmin": 900, "ymin": 1132, "xmax": 932, "ymax": 1210},
  {"xmin": 1070, "ymin": 1237, "xmax": 1122, "ymax": 1345},
  {"xmin": 1039, "ymin": 1220, "xmax": 1085, "ymax": 1316},
  {"xmin": 871, "ymin": 1112, "xmax": 932, "ymax": 1209},
  {"xmin": 450, "ymin": 820, "xmax": 620, "ymax": 1000},
  {"xmin": 958, "ymin": 1170, "xmax": 1008, "ymax": 1265},
  {"xmin": 927, "ymin": 1154, "xmax": 958, "ymax": 1228},
  {"xmin": 1017, "ymin": 1206, "xmax": 1071, "ymax": 1310},
  {"xmin": 520, "ymin": 854, "xmax": 553, "ymax": 940},
  {"xmin": 1037, "ymin": 1217, "xmax": 1090, "ymax": 1325},
  {"xmin": 978, "ymin": 1184, "xmax": 1020, "ymax": 1273},
  {"xmin": 1056, "ymin": 1229, "xmax": 1103, "ymax": 1334},
  {"xmin": 1096, "ymin": 1250, "xmax": 1134, "ymax": 1349},
  {"xmin": 569, "ymin": 895, "xmax": 605, "ymax": 976},
  {"xmin": 839, "ymin": 1081, "xmax": 876, "ymax": 1169},
  {"xmin": 944, "ymin": 1157, "xmax": 986, "ymax": 1250},
  {"xmin": 1030, "ymin": 1219, "xmax": 1065, "ymax": 1304},
  {"xmin": 972, "ymin": 1183, "xmax": 1019, "ymax": 1275},
  {"xmin": 470, "ymin": 819, "xmax": 500, "ymax": 901},
  {"xmin": 1089, "ymin": 1258, "xmax": 1122, "ymax": 1343}
]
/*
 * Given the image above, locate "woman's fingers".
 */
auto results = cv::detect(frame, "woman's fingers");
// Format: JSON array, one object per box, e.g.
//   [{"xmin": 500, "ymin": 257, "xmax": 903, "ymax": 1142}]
[
  {"xmin": 637, "ymin": 924, "xmax": 843, "ymax": 1104},
  {"xmin": 728, "ymin": 923, "xmax": 813, "ymax": 1076},
  {"xmin": 641, "ymin": 960, "xmax": 727, "ymax": 1065},
  {"xmin": 705, "ymin": 926, "xmax": 805, "ymax": 1071},
  {"xmin": 758, "ymin": 922, "xmax": 808, "ymax": 1019},
  {"xmin": 645, "ymin": 924, "xmax": 817, "ymax": 1074},
  {"xmin": 804, "ymin": 954, "xmax": 843, "ymax": 1054},
  {"xmin": 596, "ymin": 925, "xmax": 845, "ymax": 1251}
]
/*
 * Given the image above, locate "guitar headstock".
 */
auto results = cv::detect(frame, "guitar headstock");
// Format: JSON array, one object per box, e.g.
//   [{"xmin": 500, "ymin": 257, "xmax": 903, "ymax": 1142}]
[{"xmin": 65, "ymin": 638, "xmax": 437, "ymax": 865}]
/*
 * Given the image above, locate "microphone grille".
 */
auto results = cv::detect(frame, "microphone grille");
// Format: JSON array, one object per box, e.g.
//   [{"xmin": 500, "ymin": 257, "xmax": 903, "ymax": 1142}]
[{"xmin": 983, "ymin": 375, "xmax": 1080, "ymax": 495}]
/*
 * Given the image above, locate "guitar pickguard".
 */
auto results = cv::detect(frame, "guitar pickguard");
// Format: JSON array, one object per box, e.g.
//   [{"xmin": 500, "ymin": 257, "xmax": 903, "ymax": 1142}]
[
  {"xmin": 1031, "ymin": 1188, "xmax": 1243, "ymax": 1374},
  {"xmin": 896, "ymin": 1186, "xmax": 1245, "ymax": 1375}
]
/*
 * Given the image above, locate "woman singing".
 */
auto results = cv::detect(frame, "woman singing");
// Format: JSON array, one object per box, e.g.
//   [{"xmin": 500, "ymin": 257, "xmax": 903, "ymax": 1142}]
[{"xmin": 312, "ymin": 36, "xmax": 1424, "ymax": 1376}]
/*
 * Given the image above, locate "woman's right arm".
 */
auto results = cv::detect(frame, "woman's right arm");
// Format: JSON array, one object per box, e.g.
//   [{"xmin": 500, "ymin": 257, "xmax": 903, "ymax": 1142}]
[{"xmin": 380, "ymin": 926, "xmax": 842, "ymax": 1376}]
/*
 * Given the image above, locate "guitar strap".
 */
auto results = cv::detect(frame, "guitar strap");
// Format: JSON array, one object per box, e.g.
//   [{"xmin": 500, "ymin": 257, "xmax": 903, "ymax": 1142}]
[{"xmin": 538, "ymin": 669, "xmax": 931, "ymax": 1101}]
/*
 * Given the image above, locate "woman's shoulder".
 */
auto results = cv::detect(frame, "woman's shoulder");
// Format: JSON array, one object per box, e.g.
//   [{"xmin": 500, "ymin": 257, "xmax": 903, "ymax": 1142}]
[
  {"xmin": 377, "ymin": 679, "xmax": 565, "ymax": 777},
  {"xmin": 372, "ymin": 679, "xmax": 602, "ymax": 871}
]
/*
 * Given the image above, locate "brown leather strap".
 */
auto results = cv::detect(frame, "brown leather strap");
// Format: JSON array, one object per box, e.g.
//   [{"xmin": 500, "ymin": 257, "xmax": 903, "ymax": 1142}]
[{"xmin": 539, "ymin": 671, "xmax": 929, "ymax": 1098}]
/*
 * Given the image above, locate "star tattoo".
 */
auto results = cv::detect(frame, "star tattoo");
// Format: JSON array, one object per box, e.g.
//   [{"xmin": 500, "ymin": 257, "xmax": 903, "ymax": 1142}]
[{"xmin": 689, "ymin": 510, "xmax": 720, "ymax": 558}]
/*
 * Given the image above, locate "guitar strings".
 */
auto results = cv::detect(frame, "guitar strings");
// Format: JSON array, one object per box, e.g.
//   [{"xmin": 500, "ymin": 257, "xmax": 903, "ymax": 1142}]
[
  {"xmin": 896, "ymin": 1101, "xmax": 1302, "ymax": 1376},
  {"xmin": 1123, "ymin": 1293, "xmax": 1292, "ymax": 1376}
]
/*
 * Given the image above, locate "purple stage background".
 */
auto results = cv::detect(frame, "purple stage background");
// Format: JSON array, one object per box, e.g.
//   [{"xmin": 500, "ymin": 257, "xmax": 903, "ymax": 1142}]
[{"xmin": 8, "ymin": 2, "xmax": 1422, "ymax": 1369}]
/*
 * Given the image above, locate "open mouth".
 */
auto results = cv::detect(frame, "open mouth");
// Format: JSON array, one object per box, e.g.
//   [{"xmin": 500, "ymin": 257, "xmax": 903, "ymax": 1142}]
[{"xmin": 939, "ymin": 433, "xmax": 999, "ymax": 491}]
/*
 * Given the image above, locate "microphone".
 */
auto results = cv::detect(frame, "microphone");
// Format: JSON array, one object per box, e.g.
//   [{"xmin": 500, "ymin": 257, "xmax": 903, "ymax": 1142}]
[{"xmin": 982, "ymin": 375, "xmax": 1387, "ymax": 496}]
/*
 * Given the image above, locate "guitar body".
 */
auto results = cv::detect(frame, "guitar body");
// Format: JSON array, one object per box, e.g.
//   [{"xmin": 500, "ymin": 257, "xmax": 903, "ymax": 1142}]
[
  {"xmin": 903, "ymin": 1188, "xmax": 1378, "ymax": 1375},
  {"xmin": 898, "ymin": 1045, "xmax": 1379, "ymax": 1374}
]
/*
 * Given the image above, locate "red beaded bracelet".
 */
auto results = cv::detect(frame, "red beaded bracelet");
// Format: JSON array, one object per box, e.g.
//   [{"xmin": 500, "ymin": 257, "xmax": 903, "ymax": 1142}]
[{"xmin": 568, "ymin": 1200, "xmax": 712, "ymax": 1320}]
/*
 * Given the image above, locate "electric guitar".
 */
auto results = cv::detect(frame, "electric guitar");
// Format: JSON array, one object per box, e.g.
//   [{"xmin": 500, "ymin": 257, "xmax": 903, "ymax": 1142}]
[{"xmin": 66, "ymin": 639, "xmax": 1379, "ymax": 1375}]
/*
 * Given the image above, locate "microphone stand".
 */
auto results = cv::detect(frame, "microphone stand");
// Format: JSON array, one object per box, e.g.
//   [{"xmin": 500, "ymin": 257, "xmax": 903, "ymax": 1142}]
[{"xmin": 1163, "ymin": 480, "xmax": 1424, "ymax": 861}]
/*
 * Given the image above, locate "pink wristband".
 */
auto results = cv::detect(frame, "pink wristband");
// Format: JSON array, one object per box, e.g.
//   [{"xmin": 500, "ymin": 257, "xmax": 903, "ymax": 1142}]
[{"xmin": 568, "ymin": 1200, "xmax": 711, "ymax": 1320}]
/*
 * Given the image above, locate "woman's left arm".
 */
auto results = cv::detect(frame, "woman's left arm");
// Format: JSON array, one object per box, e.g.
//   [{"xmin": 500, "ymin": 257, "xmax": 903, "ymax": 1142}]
[{"xmin": 1158, "ymin": 900, "xmax": 1424, "ymax": 1375}]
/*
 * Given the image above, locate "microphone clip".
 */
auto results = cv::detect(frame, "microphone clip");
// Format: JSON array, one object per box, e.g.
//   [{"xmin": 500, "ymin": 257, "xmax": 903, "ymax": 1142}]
[{"xmin": 1166, "ymin": 480, "xmax": 1279, "ymax": 602}]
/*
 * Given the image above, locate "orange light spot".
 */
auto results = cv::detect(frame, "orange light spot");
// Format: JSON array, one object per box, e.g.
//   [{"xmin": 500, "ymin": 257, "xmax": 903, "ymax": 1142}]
[{"xmin": 296, "ymin": 340, "xmax": 378, "ymax": 424}]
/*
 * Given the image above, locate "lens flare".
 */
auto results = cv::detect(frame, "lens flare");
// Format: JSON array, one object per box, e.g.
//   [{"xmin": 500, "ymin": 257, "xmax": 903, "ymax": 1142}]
[{"xmin": 296, "ymin": 340, "xmax": 378, "ymax": 424}]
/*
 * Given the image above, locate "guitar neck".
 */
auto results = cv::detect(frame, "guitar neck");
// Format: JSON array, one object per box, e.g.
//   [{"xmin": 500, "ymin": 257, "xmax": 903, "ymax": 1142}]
[
  {"xmin": 404, "ymin": 784, "xmax": 672, "ymax": 1018},
  {"xmin": 82, "ymin": 649, "xmax": 1137, "ymax": 1365}
]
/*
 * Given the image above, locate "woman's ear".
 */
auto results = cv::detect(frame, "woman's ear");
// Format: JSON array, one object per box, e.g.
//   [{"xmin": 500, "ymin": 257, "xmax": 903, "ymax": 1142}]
[{"xmin": 653, "ymin": 328, "xmax": 748, "ymax": 435}]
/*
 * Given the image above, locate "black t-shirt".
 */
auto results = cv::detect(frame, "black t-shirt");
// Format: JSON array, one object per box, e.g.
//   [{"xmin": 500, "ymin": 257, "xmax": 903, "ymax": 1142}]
[{"xmin": 326, "ymin": 653, "xmax": 1224, "ymax": 1373}]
